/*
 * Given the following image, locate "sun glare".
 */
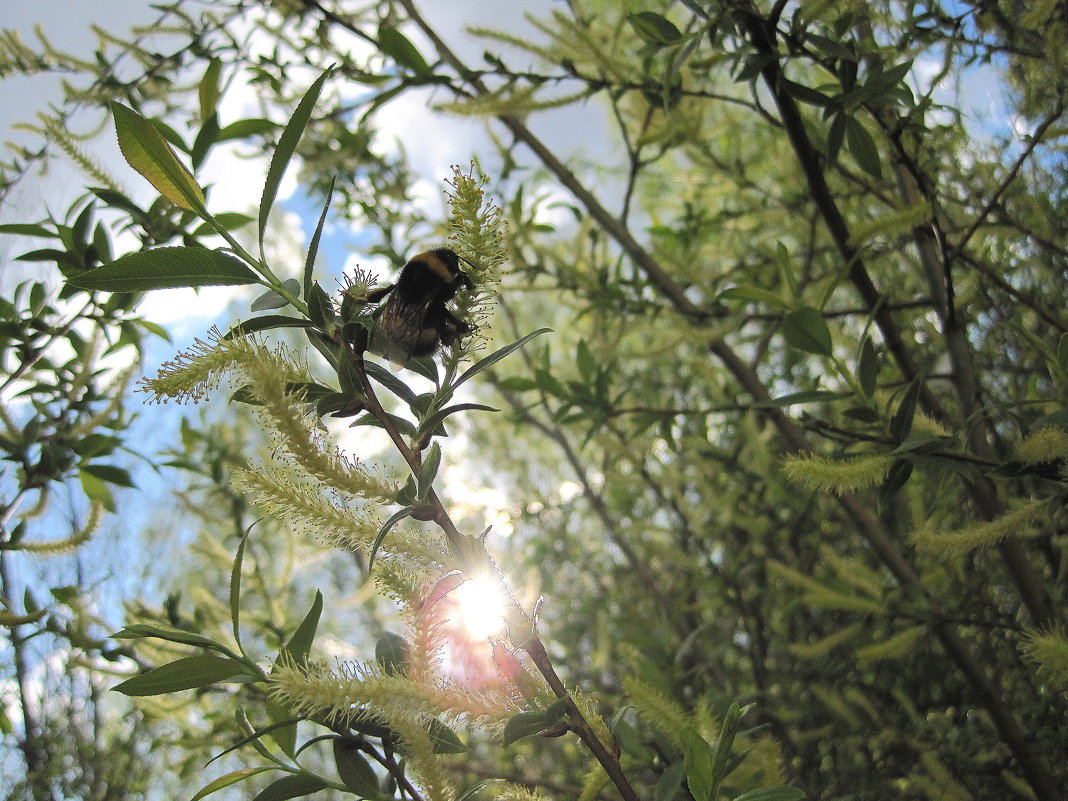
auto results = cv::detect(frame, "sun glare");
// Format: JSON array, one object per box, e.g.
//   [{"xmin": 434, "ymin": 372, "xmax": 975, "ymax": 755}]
[{"xmin": 452, "ymin": 576, "xmax": 506, "ymax": 639}]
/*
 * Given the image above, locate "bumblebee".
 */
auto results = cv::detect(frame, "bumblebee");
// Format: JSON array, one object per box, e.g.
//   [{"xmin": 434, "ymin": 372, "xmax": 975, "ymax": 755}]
[{"xmin": 366, "ymin": 248, "xmax": 473, "ymax": 362}]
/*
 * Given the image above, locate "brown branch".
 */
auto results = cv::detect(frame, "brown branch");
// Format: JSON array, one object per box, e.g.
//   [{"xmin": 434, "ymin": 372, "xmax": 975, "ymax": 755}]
[
  {"xmin": 948, "ymin": 102, "xmax": 1065, "ymax": 263},
  {"xmin": 731, "ymin": 3, "xmax": 945, "ymax": 422}
]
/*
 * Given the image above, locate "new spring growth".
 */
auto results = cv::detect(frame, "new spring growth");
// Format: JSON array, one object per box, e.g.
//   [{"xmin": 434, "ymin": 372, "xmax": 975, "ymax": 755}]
[
  {"xmin": 445, "ymin": 163, "xmax": 506, "ymax": 355},
  {"xmin": 139, "ymin": 331, "xmax": 395, "ymax": 501}
]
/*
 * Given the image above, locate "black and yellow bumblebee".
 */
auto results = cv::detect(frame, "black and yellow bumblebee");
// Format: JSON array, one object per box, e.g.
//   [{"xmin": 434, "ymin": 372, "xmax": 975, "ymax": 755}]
[{"xmin": 366, "ymin": 247, "xmax": 473, "ymax": 363}]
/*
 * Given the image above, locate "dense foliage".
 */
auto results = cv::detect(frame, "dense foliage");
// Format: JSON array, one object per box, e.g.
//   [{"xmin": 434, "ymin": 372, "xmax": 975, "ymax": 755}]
[{"xmin": 2, "ymin": 2, "xmax": 1066, "ymax": 801}]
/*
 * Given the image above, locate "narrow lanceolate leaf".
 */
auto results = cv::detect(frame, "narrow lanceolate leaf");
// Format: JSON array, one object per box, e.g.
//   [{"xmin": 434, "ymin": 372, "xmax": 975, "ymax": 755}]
[
  {"xmin": 111, "ymin": 623, "xmax": 233, "ymax": 654},
  {"xmin": 417, "ymin": 442, "xmax": 441, "ymax": 500},
  {"xmin": 368, "ymin": 507, "xmax": 413, "ymax": 570},
  {"xmin": 627, "ymin": 11, "xmax": 683, "ymax": 45},
  {"xmin": 890, "ymin": 377, "xmax": 921, "ymax": 444},
  {"xmin": 251, "ymin": 774, "xmax": 328, "ymax": 801},
  {"xmin": 260, "ymin": 68, "xmax": 333, "ymax": 248},
  {"xmin": 225, "ymin": 315, "xmax": 314, "ymax": 339},
  {"xmin": 333, "ymin": 740, "xmax": 380, "ymax": 796},
  {"xmin": 198, "ymin": 58, "xmax": 223, "ymax": 121},
  {"xmin": 709, "ymin": 702, "xmax": 746, "ymax": 799},
  {"xmin": 190, "ymin": 768, "xmax": 273, "ymax": 801},
  {"xmin": 280, "ymin": 590, "xmax": 323, "ymax": 666},
  {"xmin": 377, "ymin": 24, "xmax": 431, "ymax": 75},
  {"xmin": 845, "ymin": 116, "xmax": 882, "ymax": 179},
  {"xmin": 454, "ymin": 328, "xmax": 552, "ymax": 390},
  {"xmin": 70, "ymin": 247, "xmax": 259, "ymax": 292},
  {"xmin": 733, "ymin": 787, "xmax": 807, "ymax": 801},
  {"xmin": 681, "ymin": 727, "xmax": 713, "ymax": 801},
  {"xmin": 110, "ymin": 102, "xmax": 205, "ymax": 211},
  {"xmin": 304, "ymin": 175, "xmax": 335, "ymax": 298},
  {"xmin": 782, "ymin": 308, "xmax": 833, "ymax": 357},
  {"xmin": 113, "ymin": 655, "xmax": 246, "ymax": 696},
  {"xmin": 230, "ymin": 525, "xmax": 253, "ymax": 654}
]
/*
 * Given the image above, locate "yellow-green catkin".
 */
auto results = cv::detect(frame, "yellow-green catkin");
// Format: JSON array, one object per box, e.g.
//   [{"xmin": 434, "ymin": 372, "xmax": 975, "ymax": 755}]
[
  {"xmin": 445, "ymin": 164, "xmax": 506, "ymax": 352},
  {"xmin": 855, "ymin": 624, "xmax": 926, "ymax": 663},
  {"xmin": 16, "ymin": 502, "xmax": 101, "ymax": 553},
  {"xmin": 1019, "ymin": 627, "xmax": 1068, "ymax": 690},
  {"xmin": 911, "ymin": 499, "xmax": 1048, "ymax": 556},
  {"xmin": 1016, "ymin": 426, "xmax": 1068, "ymax": 465},
  {"xmin": 781, "ymin": 452, "xmax": 893, "ymax": 494},
  {"xmin": 138, "ymin": 328, "xmax": 240, "ymax": 404},
  {"xmin": 622, "ymin": 676, "xmax": 691, "ymax": 750}
]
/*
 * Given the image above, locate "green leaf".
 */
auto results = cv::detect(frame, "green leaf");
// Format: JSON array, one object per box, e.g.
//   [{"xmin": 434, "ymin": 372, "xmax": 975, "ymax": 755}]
[
  {"xmin": 845, "ymin": 116, "xmax": 882, "ymax": 179},
  {"xmin": 858, "ymin": 337, "xmax": 878, "ymax": 397},
  {"xmin": 110, "ymin": 102, "xmax": 205, "ymax": 211},
  {"xmin": 710, "ymin": 703, "xmax": 747, "ymax": 799},
  {"xmin": 503, "ymin": 710, "xmax": 554, "ymax": 746},
  {"xmin": 681, "ymin": 727, "xmax": 714, "ymax": 801},
  {"xmin": 252, "ymin": 774, "xmax": 328, "ymax": 801},
  {"xmin": 375, "ymin": 632, "xmax": 409, "ymax": 676},
  {"xmin": 226, "ymin": 315, "xmax": 314, "ymax": 338},
  {"xmin": 576, "ymin": 340, "xmax": 596, "ymax": 377},
  {"xmin": 307, "ymin": 283, "xmax": 335, "ymax": 332},
  {"xmin": 230, "ymin": 525, "xmax": 253, "ymax": 655},
  {"xmin": 416, "ymin": 403, "xmax": 498, "ymax": 439},
  {"xmin": 782, "ymin": 308, "xmax": 833, "ymax": 356},
  {"xmin": 377, "ymin": 24, "xmax": 431, "ymax": 75},
  {"xmin": 0, "ymin": 223, "xmax": 53, "ymax": 237},
  {"xmin": 365, "ymin": 361, "xmax": 417, "ymax": 404},
  {"xmin": 304, "ymin": 176, "xmax": 335, "ymax": 298},
  {"xmin": 80, "ymin": 463, "xmax": 134, "ymax": 487},
  {"xmin": 266, "ymin": 589, "xmax": 322, "ymax": 754},
  {"xmin": 333, "ymin": 740, "xmax": 380, "ymax": 796},
  {"xmin": 453, "ymin": 328, "xmax": 552, "ymax": 390},
  {"xmin": 716, "ymin": 285, "xmax": 790, "ymax": 310},
  {"xmin": 78, "ymin": 470, "xmax": 115, "ymax": 512},
  {"xmin": 218, "ymin": 118, "xmax": 278, "ymax": 141},
  {"xmin": 369, "ymin": 508, "xmax": 413, "ymax": 570},
  {"xmin": 776, "ymin": 242, "xmax": 800, "ymax": 301},
  {"xmin": 880, "ymin": 458, "xmax": 913, "ymax": 503},
  {"xmin": 113, "ymin": 655, "xmax": 246, "ymax": 696},
  {"xmin": 260, "ymin": 69, "xmax": 333, "ymax": 249},
  {"xmin": 198, "ymin": 58, "xmax": 223, "ymax": 121},
  {"xmin": 281, "ymin": 590, "xmax": 323, "ymax": 667},
  {"xmin": 136, "ymin": 318, "xmax": 172, "ymax": 342},
  {"xmin": 755, "ymin": 390, "xmax": 850, "ymax": 408},
  {"xmin": 427, "ymin": 717, "xmax": 468, "ymax": 753},
  {"xmin": 190, "ymin": 768, "xmax": 274, "ymax": 801},
  {"xmin": 252, "ymin": 288, "xmax": 293, "ymax": 311},
  {"xmin": 627, "ymin": 11, "xmax": 683, "ymax": 46},
  {"xmin": 70, "ymin": 247, "xmax": 259, "ymax": 292},
  {"xmin": 864, "ymin": 60, "xmax": 913, "ymax": 97},
  {"xmin": 844, "ymin": 406, "xmax": 880, "ymax": 423},
  {"xmin": 891, "ymin": 430, "xmax": 940, "ymax": 456},
  {"xmin": 890, "ymin": 377, "xmax": 921, "ymax": 444},
  {"xmin": 112, "ymin": 623, "xmax": 234, "ymax": 654},
  {"xmin": 827, "ymin": 113, "xmax": 847, "ymax": 162},
  {"xmin": 656, "ymin": 761, "xmax": 686, "ymax": 801},
  {"xmin": 417, "ymin": 442, "xmax": 441, "ymax": 500},
  {"xmin": 206, "ymin": 715, "xmax": 303, "ymax": 767},
  {"xmin": 781, "ymin": 79, "xmax": 834, "ymax": 107},
  {"xmin": 495, "ymin": 376, "xmax": 537, "ymax": 393},
  {"xmin": 193, "ymin": 213, "xmax": 254, "ymax": 236},
  {"xmin": 733, "ymin": 787, "xmax": 806, "ymax": 801}
]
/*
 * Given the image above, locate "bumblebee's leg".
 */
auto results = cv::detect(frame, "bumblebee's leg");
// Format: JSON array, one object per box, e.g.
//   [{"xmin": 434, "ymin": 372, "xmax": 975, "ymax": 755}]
[
  {"xmin": 364, "ymin": 284, "xmax": 396, "ymax": 304},
  {"xmin": 438, "ymin": 308, "xmax": 472, "ymax": 346}
]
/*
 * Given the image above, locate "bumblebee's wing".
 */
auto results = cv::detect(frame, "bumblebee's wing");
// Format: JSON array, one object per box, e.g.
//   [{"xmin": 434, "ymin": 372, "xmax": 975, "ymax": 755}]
[{"xmin": 367, "ymin": 294, "xmax": 436, "ymax": 363}]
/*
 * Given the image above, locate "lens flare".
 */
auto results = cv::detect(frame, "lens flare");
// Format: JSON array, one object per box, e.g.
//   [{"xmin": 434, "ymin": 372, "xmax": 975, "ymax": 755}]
[{"xmin": 452, "ymin": 576, "xmax": 506, "ymax": 639}]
